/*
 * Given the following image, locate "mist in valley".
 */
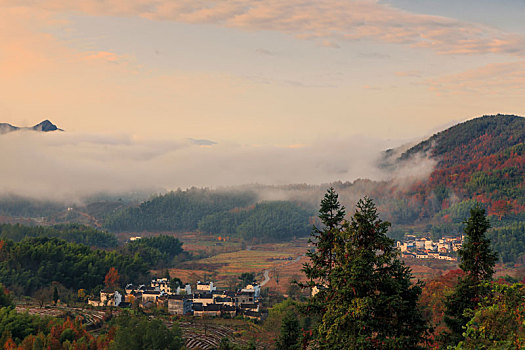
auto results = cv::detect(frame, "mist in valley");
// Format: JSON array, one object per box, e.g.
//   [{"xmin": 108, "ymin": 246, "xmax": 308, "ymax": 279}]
[{"xmin": 0, "ymin": 130, "xmax": 436, "ymax": 209}]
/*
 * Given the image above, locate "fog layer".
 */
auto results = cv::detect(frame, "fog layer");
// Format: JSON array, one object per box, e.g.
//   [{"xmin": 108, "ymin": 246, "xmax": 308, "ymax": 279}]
[{"xmin": 0, "ymin": 131, "xmax": 435, "ymax": 202}]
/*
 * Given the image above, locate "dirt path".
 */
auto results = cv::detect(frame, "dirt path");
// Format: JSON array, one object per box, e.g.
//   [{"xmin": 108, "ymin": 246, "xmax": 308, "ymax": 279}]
[
  {"xmin": 260, "ymin": 269, "xmax": 270, "ymax": 286},
  {"xmin": 260, "ymin": 253, "xmax": 305, "ymax": 287}
]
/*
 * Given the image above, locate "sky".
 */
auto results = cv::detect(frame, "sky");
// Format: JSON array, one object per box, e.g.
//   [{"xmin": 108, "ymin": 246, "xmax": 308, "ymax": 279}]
[{"xmin": 0, "ymin": 0, "xmax": 524, "ymax": 199}]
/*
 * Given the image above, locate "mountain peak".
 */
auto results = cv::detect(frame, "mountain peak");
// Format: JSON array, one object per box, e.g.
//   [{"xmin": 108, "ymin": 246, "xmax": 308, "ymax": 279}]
[
  {"xmin": 32, "ymin": 120, "xmax": 61, "ymax": 132},
  {"xmin": 0, "ymin": 120, "xmax": 63, "ymax": 134}
]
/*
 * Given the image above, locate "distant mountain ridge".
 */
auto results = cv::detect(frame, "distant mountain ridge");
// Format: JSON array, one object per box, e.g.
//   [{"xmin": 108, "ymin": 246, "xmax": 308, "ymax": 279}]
[
  {"xmin": 381, "ymin": 114, "xmax": 525, "ymax": 210},
  {"xmin": 0, "ymin": 120, "xmax": 62, "ymax": 134},
  {"xmin": 390, "ymin": 114, "xmax": 525, "ymax": 166}
]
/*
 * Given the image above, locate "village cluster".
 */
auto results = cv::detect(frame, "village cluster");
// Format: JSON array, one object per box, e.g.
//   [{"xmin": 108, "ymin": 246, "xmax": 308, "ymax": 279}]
[
  {"xmin": 88, "ymin": 279, "xmax": 263, "ymax": 320},
  {"xmin": 397, "ymin": 235, "xmax": 463, "ymax": 261}
]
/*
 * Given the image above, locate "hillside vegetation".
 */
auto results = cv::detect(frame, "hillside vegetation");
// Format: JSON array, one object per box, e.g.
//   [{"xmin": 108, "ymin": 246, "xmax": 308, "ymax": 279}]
[
  {"xmin": 0, "ymin": 223, "xmax": 117, "ymax": 248},
  {"xmin": 104, "ymin": 189, "xmax": 313, "ymax": 243},
  {"xmin": 379, "ymin": 115, "xmax": 525, "ymax": 262},
  {"xmin": 104, "ymin": 188, "xmax": 257, "ymax": 232},
  {"xmin": 1, "ymin": 114, "xmax": 524, "ymax": 262}
]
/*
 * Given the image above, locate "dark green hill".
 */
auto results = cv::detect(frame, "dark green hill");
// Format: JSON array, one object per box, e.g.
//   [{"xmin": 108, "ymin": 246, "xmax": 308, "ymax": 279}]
[
  {"xmin": 104, "ymin": 188, "xmax": 258, "ymax": 232},
  {"xmin": 399, "ymin": 114, "xmax": 525, "ymax": 166}
]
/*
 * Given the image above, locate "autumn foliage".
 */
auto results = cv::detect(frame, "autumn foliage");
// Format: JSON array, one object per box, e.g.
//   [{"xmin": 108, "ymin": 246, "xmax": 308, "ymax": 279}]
[{"xmin": 104, "ymin": 267, "xmax": 120, "ymax": 291}]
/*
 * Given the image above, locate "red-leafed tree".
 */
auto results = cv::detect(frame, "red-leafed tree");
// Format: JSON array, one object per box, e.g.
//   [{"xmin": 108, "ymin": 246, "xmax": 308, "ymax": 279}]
[{"xmin": 104, "ymin": 267, "xmax": 120, "ymax": 291}]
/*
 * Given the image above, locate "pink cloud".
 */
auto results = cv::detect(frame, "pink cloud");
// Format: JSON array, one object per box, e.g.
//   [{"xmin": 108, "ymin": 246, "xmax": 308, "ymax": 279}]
[
  {"xmin": 82, "ymin": 51, "xmax": 127, "ymax": 63},
  {"xmin": 1, "ymin": 0, "xmax": 524, "ymax": 56},
  {"xmin": 427, "ymin": 61, "xmax": 525, "ymax": 95}
]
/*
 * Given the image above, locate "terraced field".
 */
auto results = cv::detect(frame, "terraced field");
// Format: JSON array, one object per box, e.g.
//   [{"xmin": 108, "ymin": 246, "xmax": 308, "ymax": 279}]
[
  {"xmin": 167, "ymin": 239, "xmax": 310, "ymax": 289},
  {"xmin": 173, "ymin": 317, "xmax": 267, "ymax": 349},
  {"xmin": 15, "ymin": 305, "xmax": 107, "ymax": 329}
]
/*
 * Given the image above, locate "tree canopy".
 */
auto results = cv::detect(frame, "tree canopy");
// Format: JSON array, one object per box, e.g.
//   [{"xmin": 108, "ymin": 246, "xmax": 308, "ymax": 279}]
[
  {"xmin": 443, "ymin": 206, "xmax": 498, "ymax": 346},
  {"xmin": 303, "ymin": 191, "xmax": 429, "ymax": 349}
]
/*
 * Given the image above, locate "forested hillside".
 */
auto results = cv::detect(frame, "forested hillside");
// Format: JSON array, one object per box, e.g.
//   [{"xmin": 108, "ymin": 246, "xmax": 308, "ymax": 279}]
[
  {"xmin": 0, "ymin": 196, "xmax": 65, "ymax": 218},
  {"xmin": 104, "ymin": 188, "xmax": 313, "ymax": 242},
  {"xmin": 0, "ymin": 223, "xmax": 117, "ymax": 248},
  {"xmin": 198, "ymin": 201, "xmax": 313, "ymax": 242},
  {"xmin": 0, "ymin": 237, "xmax": 150, "ymax": 294},
  {"xmin": 379, "ymin": 114, "xmax": 525, "ymax": 262},
  {"xmin": 104, "ymin": 188, "xmax": 257, "ymax": 232},
  {"xmin": 386, "ymin": 114, "xmax": 525, "ymax": 220}
]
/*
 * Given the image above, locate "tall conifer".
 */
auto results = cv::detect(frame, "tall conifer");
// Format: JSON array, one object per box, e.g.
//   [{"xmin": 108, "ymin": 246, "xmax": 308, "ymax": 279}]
[
  {"xmin": 443, "ymin": 206, "xmax": 497, "ymax": 346},
  {"xmin": 303, "ymin": 191, "xmax": 428, "ymax": 349}
]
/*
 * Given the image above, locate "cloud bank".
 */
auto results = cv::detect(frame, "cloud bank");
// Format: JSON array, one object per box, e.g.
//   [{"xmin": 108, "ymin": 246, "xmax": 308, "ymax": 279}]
[
  {"xmin": 427, "ymin": 60, "xmax": 525, "ymax": 95},
  {"xmin": 0, "ymin": 131, "xmax": 434, "ymax": 202},
  {"xmin": 2, "ymin": 0, "xmax": 524, "ymax": 56}
]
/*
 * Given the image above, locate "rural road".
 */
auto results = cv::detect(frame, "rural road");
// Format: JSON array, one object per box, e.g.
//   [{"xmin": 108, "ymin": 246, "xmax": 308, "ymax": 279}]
[
  {"xmin": 260, "ymin": 253, "xmax": 305, "ymax": 287},
  {"xmin": 260, "ymin": 269, "xmax": 270, "ymax": 286}
]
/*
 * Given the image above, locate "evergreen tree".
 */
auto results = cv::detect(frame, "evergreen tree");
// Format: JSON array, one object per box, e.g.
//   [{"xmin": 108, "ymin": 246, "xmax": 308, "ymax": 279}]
[
  {"xmin": 52, "ymin": 286, "xmax": 59, "ymax": 305},
  {"xmin": 304, "ymin": 193, "xmax": 428, "ymax": 349},
  {"xmin": 443, "ymin": 206, "xmax": 497, "ymax": 346},
  {"xmin": 275, "ymin": 310, "xmax": 300, "ymax": 350},
  {"xmin": 458, "ymin": 206, "xmax": 497, "ymax": 282},
  {"xmin": 302, "ymin": 187, "xmax": 345, "ymax": 292},
  {"xmin": 0, "ymin": 284, "xmax": 12, "ymax": 308}
]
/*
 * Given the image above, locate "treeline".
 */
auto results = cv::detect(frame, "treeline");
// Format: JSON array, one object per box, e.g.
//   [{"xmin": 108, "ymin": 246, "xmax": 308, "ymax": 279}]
[
  {"xmin": 120, "ymin": 235, "xmax": 185, "ymax": 268},
  {"xmin": 104, "ymin": 188, "xmax": 257, "ymax": 232},
  {"xmin": 0, "ymin": 237, "xmax": 150, "ymax": 295},
  {"xmin": 0, "ymin": 196, "xmax": 65, "ymax": 217},
  {"xmin": 198, "ymin": 201, "xmax": 313, "ymax": 242},
  {"xmin": 0, "ymin": 223, "xmax": 118, "ymax": 249},
  {"xmin": 103, "ymin": 189, "xmax": 313, "ymax": 243}
]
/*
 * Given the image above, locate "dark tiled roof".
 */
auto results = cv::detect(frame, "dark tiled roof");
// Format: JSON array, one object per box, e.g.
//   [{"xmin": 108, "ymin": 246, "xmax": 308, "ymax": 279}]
[
  {"xmin": 142, "ymin": 290, "xmax": 161, "ymax": 295},
  {"xmin": 204, "ymin": 304, "xmax": 221, "ymax": 311},
  {"xmin": 221, "ymin": 305, "xmax": 236, "ymax": 312},
  {"xmin": 194, "ymin": 292, "xmax": 213, "ymax": 299},
  {"xmin": 214, "ymin": 297, "xmax": 233, "ymax": 303}
]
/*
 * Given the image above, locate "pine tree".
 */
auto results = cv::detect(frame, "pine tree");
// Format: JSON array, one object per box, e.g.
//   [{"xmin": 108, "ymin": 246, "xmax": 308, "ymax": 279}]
[
  {"xmin": 458, "ymin": 206, "xmax": 496, "ymax": 282},
  {"xmin": 304, "ymin": 193, "xmax": 428, "ymax": 349},
  {"xmin": 0, "ymin": 284, "xmax": 12, "ymax": 308},
  {"xmin": 53, "ymin": 286, "xmax": 59, "ymax": 305},
  {"xmin": 443, "ymin": 206, "xmax": 497, "ymax": 346},
  {"xmin": 276, "ymin": 310, "xmax": 300, "ymax": 350},
  {"xmin": 302, "ymin": 187, "xmax": 345, "ymax": 292}
]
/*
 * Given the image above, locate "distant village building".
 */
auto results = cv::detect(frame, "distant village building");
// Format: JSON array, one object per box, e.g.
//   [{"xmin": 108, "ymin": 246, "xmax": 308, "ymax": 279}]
[
  {"xmin": 196, "ymin": 281, "xmax": 216, "ymax": 292},
  {"xmin": 235, "ymin": 291, "xmax": 255, "ymax": 306},
  {"xmin": 176, "ymin": 284, "xmax": 192, "ymax": 295},
  {"xmin": 193, "ymin": 292, "xmax": 214, "ymax": 306},
  {"xmin": 90, "ymin": 278, "xmax": 263, "ymax": 321},
  {"xmin": 241, "ymin": 283, "xmax": 261, "ymax": 298},
  {"xmin": 151, "ymin": 278, "xmax": 172, "ymax": 294},
  {"xmin": 88, "ymin": 290, "xmax": 122, "ymax": 307},
  {"xmin": 396, "ymin": 235, "xmax": 461, "ymax": 261},
  {"xmin": 168, "ymin": 295, "xmax": 192, "ymax": 315}
]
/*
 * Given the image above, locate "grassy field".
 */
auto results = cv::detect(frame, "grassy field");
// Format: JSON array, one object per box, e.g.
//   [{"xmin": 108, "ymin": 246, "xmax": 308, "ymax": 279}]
[{"xmin": 159, "ymin": 238, "xmax": 311, "ymax": 290}]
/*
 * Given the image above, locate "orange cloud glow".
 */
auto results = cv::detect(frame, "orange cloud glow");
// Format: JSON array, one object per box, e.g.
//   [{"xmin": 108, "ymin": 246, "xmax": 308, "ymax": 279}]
[{"xmin": 1, "ymin": 0, "xmax": 524, "ymax": 56}]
